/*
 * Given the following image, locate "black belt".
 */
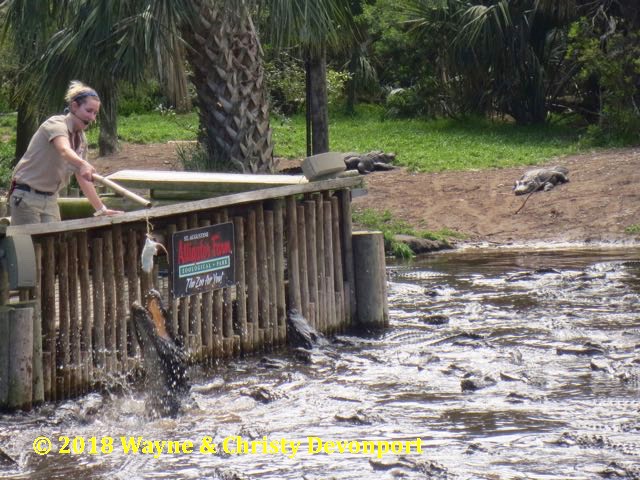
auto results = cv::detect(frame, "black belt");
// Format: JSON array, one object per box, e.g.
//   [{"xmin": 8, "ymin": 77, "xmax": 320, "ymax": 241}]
[{"xmin": 14, "ymin": 183, "xmax": 55, "ymax": 196}]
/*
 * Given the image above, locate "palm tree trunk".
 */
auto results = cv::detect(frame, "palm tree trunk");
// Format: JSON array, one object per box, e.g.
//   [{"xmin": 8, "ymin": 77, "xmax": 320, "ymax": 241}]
[
  {"xmin": 308, "ymin": 46, "xmax": 329, "ymax": 155},
  {"xmin": 14, "ymin": 103, "xmax": 39, "ymax": 166},
  {"xmin": 98, "ymin": 85, "xmax": 119, "ymax": 156},
  {"xmin": 183, "ymin": 1, "xmax": 274, "ymax": 173}
]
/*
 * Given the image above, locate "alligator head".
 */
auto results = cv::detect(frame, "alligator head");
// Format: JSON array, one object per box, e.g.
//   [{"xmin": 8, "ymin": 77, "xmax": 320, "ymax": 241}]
[
  {"xmin": 287, "ymin": 310, "xmax": 326, "ymax": 349},
  {"xmin": 513, "ymin": 178, "xmax": 539, "ymax": 196},
  {"xmin": 131, "ymin": 290, "xmax": 189, "ymax": 417}
]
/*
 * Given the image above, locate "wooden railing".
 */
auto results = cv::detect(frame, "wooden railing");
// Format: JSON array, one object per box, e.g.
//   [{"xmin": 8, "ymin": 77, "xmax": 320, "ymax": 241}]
[{"xmin": 0, "ymin": 176, "xmax": 374, "ymax": 409}]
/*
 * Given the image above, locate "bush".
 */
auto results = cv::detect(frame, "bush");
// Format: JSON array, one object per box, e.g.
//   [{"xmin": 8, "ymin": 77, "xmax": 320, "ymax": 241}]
[
  {"xmin": 383, "ymin": 78, "xmax": 444, "ymax": 119},
  {"xmin": 567, "ymin": 18, "xmax": 640, "ymax": 145},
  {"xmin": 118, "ymin": 81, "xmax": 168, "ymax": 116},
  {"xmin": 264, "ymin": 55, "xmax": 350, "ymax": 116}
]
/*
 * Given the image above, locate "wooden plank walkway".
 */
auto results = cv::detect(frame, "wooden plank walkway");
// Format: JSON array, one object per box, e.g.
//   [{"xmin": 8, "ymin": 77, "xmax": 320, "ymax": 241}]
[{"xmin": 106, "ymin": 170, "xmax": 309, "ymax": 193}]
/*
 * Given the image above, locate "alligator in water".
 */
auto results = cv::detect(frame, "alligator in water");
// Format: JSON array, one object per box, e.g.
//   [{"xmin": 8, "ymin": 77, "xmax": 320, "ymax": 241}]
[
  {"xmin": 131, "ymin": 290, "xmax": 189, "ymax": 417},
  {"xmin": 513, "ymin": 166, "xmax": 569, "ymax": 195},
  {"xmin": 287, "ymin": 310, "xmax": 327, "ymax": 349},
  {"xmin": 0, "ymin": 446, "xmax": 16, "ymax": 468}
]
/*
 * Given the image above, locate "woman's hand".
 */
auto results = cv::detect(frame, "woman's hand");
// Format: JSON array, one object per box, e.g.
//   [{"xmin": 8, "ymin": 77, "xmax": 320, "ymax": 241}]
[
  {"xmin": 78, "ymin": 161, "xmax": 96, "ymax": 181},
  {"xmin": 93, "ymin": 205, "xmax": 123, "ymax": 216}
]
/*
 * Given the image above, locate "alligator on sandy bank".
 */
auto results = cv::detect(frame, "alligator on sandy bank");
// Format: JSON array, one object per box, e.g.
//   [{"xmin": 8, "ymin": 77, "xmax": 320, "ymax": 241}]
[
  {"xmin": 513, "ymin": 166, "xmax": 569, "ymax": 195},
  {"xmin": 131, "ymin": 290, "xmax": 189, "ymax": 417},
  {"xmin": 343, "ymin": 151, "xmax": 396, "ymax": 174}
]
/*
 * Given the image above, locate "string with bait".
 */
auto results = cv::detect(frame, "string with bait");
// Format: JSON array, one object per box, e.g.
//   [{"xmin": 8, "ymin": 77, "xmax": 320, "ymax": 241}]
[{"xmin": 141, "ymin": 211, "xmax": 168, "ymax": 273}]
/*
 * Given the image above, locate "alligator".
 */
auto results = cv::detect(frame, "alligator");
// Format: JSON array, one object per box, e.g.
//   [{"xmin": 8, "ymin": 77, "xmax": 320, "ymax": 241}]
[
  {"xmin": 0, "ymin": 446, "xmax": 16, "ymax": 468},
  {"xmin": 286, "ymin": 310, "xmax": 327, "ymax": 349},
  {"xmin": 513, "ymin": 166, "xmax": 569, "ymax": 195},
  {"xmin": 131, "ymin": 290, "xmax": 189, "ymax": 417},
  {"xmin": 343, "ymin": 151, "xmax": 396, "ymax": 174}
]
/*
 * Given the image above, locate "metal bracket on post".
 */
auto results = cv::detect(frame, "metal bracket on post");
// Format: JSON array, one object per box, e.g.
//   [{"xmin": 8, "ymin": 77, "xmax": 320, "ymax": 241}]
[{"xmin": 0, "ymin": 228, "xmax": 36, "ymax": 289}]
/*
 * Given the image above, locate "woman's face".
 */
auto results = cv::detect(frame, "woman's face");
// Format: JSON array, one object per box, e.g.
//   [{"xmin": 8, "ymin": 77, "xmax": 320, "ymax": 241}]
[{"xmin": 71, "ymin": 97, "xmax": 101, "ymax": 129}]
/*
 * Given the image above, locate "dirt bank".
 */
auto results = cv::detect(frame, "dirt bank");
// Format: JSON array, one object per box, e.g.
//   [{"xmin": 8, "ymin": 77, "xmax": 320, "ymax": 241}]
[{"xmin": 92, "ymin": 144, "xmax": 640, "ymax": 246}]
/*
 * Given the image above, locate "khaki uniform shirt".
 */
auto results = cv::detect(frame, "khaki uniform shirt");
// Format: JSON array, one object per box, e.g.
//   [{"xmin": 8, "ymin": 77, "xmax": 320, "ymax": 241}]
[{"xmin": 12, "ymin": 115, "xmax": 87, "ymax": 193}]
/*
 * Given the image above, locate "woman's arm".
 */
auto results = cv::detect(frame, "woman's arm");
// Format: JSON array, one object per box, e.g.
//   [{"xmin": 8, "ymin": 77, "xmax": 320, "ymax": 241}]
[
  {"xmin": 52, "ymin": 136, "xmax": 94, "ymax": 181},
  {"xmin": 75, "ymin": 173, "xmax": 122, "ymax": 216}
]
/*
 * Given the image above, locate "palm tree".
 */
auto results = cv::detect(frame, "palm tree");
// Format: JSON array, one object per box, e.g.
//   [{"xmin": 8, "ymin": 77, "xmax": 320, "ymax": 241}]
[
  {"xmin": 265, "ymin": 0, "xmax": 353, "ymax": 155},
  {"xmin": 1, "ymin": 0, "xmax": 68, "ymax": 162},
  {"xmin": 3, "ymin": 0, "xmax": 352, "ymax": 171},
  {"xmin": 3, "ymin": 0, "xmax": 272, "ymax": 170},
  {"xmin": 183, "ymin": 1, "xmax": 274, "ymax": 172},
  {"xmin": 404, "ymin": 0, "xmax": 580, "ymax": 124}
]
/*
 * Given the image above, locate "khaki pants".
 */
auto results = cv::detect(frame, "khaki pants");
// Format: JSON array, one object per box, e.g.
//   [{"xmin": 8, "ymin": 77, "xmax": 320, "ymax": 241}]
[{"xmin": 9, "ymin": 189, "xmax": 60, "ymax": 225}]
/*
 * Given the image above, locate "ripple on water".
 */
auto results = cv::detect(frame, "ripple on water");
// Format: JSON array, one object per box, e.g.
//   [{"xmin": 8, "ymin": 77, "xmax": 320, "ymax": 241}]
[{"xmin": 1, "ymin": 247, "xmax": 639, "ymax": 479}]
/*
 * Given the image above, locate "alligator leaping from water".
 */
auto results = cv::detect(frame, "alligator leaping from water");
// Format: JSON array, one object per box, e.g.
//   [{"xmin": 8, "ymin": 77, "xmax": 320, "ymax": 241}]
[
  {"xmin": 131, "ymin": 290, "xmax": 189, "ymax": 417},
  {"xmin": 513, "ymin": 166, "xmax": 569, "ymax": 195}
]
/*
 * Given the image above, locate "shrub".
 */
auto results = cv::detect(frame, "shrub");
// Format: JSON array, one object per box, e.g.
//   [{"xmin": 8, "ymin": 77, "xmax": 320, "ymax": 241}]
[
  {"xmin": 118, "ymin": 81, "xmax": 168, "ymax": 116},
  {"xmin": 265, "ymin": 55, "xmax": 350, "ymax": 116}
]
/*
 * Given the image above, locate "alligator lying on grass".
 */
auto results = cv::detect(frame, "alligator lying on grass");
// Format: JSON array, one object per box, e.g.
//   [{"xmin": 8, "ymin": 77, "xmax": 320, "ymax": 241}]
[{"xmin": 513, "ymin": 166, "xmax": 569, "ymax": 195}]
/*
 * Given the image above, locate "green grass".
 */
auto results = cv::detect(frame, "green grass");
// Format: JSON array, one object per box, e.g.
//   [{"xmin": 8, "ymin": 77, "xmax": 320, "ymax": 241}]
[
  {"xmin": 87, "ymin": 111, "xmax": 199, "ymax": 145},
  {"xmin": 625, "ymin": 224, "xmax": 640, "ymax": 235},
  {"xmin": 0, "ymin": 103, "xmax": 590, "ymax": 190},
  {"xmin": 273, "ymin": 104, "xmax": 583, "ymax": 172},
  {"xmin": 0, "ymin": 113, "xmax": 16, "ymax": 186},
  {"xmin": 352, "ymin": 208, "xmax": 464, "ymax": 258}
]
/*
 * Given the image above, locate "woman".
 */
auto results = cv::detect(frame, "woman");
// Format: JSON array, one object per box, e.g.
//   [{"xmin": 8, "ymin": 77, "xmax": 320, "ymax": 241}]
[{"xmin": 9, "ymin": 80, "xmax": 122, "ymax": 225}]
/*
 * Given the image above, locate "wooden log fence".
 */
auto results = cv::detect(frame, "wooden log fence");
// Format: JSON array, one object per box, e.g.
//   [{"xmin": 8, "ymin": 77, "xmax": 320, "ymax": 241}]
[{"xmin": 0, "ymin": 176, "xmax": 388, "ymax": 410}]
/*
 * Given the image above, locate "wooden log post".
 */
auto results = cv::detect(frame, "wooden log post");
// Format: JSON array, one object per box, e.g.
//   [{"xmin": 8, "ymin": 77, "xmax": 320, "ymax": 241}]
[
  {"xmin": 68, "ymin": 236, "xmax": 81, "ymax": 397},
  {"xmin": 42, "ymin": 236, "xmax": 56, "ymax": 401},
  {"xmin": 314, "ymin": 196, "xmax": 326, "ymax": 333},
  {"xmin": 197, "ymin": 219, "xmax": 213, "ymax": 359},
  {"xmin": 323, "ymin": 200, "xmax": 336, "ymax": 332},
  {"xmin": 245, "ymin": 209, "xmax": 260, "ymax": 352},
  {"xmin": 304, "ymin": 202, "xmax": 318, "ymax": 329},
  {"xmin": 286, "ymin": 196, "xmax": 302, "ymax": 317},
  {"xmin": 103, "ymin": 232, "xmax": 117, "ymax": 372},
  {"xmin": 233, "ymin": 216, "xmax": 250, "ymax": 353},
  {"xmin": 256, "ymin": 204, "xmax": 271, "ymax": 350},
  {"xmin": 91, "ymin": 237, "xmax": 106, "ymax": 369},
  {"xmin": 164, "ymin": 224, "xmax": 179, "ymax": 341},
  {"xmin": 78, "ymin": 232, "xmax": 93, "ymax": 391},
  {"xmin": 331, "ymin": 197, "xmax": 345, "ymax": 329},
  {"xmin": 337, "ymin": 189, "xmax": 355, "ymax": 326},
  {"xmin": 211, "ymin": 212, "xmax": 225, "ymax": 357},
  {"xmin": 352, "ymin": 231, "xmax": 389, "ymax": 329},
  {"xmin": 177, "ymin": 217, "xmax": 190, "ymax": 347},
  {"xmin": 126, "ymin": 229, "xmax": 140, "ymax": 357},
  {"xmin": 0, "ymin": 305, "xmax": 34, "ymax": 411},
  {"xmin": 296, "ymin": 205, "xmax": 310, "ymax": 323},
  {"xmin": 57, "ymin": 236, "xmax": 70, "ymax": 398},
  {"xmin": 30, "ymin": 244, "xmax": 45, "ymax": 405},
  {"xmin": 264, "ymin": 210, "xmax": 279, "ymax": 347},
  {"xmin": 220, "ymin": 211, "xmax": 235, "ymax": 358},
  {"xmin": 113, "ymin": 225, "xmax": 127, "ymax": 365},
  {"xmin": 273, "ymin": 200, "xmax": 287, "ymax": 345}
]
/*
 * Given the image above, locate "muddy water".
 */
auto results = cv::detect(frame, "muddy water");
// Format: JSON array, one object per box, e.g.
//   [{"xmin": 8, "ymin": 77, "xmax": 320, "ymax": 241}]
[{"xmin": 1, "ymin": 247, "xmax": 639, "ymax": 479}]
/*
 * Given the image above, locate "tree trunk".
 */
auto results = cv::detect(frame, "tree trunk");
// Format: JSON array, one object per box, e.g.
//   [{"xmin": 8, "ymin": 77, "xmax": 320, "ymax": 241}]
[
  {"xmin": 98, "ymin": 85, "xmax": 119, "ymax": 156},
  {"xmin": 345, "ymin": 49, "xmax": 359, "ymax": 115},
  {"xmin": 183, "ymin": 1, "xmax": 274, "ymax": 173},
  {"xmin": 308, "ymin": 46, "xmax": 329, "ymax": 155},
  {"xmin": 156, "ymin": 39, "xmax": 192, "ymax": 113},
  {"xmin": 14, "ymin": 103, "xmax": 39, "ymax": 166}
]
